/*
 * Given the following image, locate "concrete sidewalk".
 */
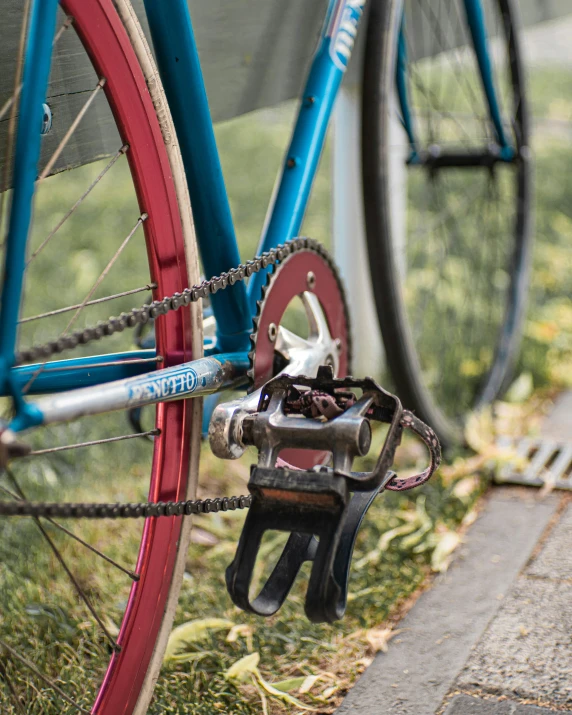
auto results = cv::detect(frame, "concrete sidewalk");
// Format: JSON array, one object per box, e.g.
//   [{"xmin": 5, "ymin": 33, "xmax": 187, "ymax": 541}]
[{"xmin": 337, "ymin": 410, "xmax": 572, "ymax": 713}]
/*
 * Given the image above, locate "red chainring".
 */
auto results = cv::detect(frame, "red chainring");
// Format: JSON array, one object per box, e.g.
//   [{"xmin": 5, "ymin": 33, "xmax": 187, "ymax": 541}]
[{"xmin": 249, "ymin": 246, "xmax": 351, "ymax": 468}]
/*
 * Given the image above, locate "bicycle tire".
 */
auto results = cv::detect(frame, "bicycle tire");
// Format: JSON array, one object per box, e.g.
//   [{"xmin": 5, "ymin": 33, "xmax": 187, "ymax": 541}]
[{"xmin": 362, "ymin": 0, "xmax": 533, "ymax": 446}]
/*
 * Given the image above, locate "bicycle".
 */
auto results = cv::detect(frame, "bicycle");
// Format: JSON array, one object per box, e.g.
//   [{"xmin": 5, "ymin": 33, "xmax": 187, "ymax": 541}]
[{"xmin": 0, "ymin": 0, "xmax": 528, "ymax": 712}]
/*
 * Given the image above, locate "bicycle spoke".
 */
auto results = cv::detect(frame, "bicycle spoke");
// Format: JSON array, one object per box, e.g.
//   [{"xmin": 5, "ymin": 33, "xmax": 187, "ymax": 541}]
[
  {"xmin": 0, "ymin": 0, "xmax": 31, "ymax": 240},
  {"xmin": 4, "ymin": 468, "xmax": 119, "ymax": 652},
  {"xmin": 38, "ymin": 78, "xmax": 107, "ymax": 183},
  {"xmin": 63, "ymin": 214, "xmax": 148, "ymax": 332},
  {"xmin": 28, "ymin": 145, "xmax": 129, "ymax": 265},
  {"xmin": 30, "ymin": 429, "xmax": 160, "ymax": 455},
  {"xmin": 408, "ymin": 62, "xmax": 474, "ymax": 147},
  {"xmin": 0, "ymin": 15, "xmax": 73, "ymax": 124},
  {"xmin": 419, "ymin": 0, "xmax": 480, "ymax": 117},
  {"xmin": 20, "ymin": 282, "xmax": 157, "ymax": 323},
  {"xmin": 0, "ymin": 639, "xmax": 90, "ymax": 714},
  {"xmin": 0, "ymin": 482, "xmax": 139, "ymax": 580},
  {"xmin": 22, "ymin": 213, "xmax": 148, "ymax": 394}
]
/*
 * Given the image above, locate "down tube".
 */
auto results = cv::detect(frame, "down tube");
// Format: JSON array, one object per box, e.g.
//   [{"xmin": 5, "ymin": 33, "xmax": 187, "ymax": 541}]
[{"xmin": 248, "ymin": 0, "xmax": 368, "ymax": 310}]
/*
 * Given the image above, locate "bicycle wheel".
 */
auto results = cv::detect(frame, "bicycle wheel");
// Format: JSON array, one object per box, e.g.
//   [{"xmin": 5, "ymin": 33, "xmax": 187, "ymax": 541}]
[
  {"xmin": 0, "ymin": 0, "xmax": 202, "ymax": 712},
  {"xmin": 362, "ymin": 0, "xmax": 532, "ymax": 445}
]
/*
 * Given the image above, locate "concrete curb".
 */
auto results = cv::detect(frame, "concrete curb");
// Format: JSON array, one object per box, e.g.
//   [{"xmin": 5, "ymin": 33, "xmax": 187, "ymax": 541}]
[{"xmin": 336, "ymin": 489, "xmax": 560, "ymax": 715}]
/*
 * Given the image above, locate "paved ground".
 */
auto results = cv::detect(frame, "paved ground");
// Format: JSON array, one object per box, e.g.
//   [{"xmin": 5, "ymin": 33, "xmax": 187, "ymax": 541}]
[{"xmin": 337, "ymin": 397, "xmax": 572, "ymax": 714}]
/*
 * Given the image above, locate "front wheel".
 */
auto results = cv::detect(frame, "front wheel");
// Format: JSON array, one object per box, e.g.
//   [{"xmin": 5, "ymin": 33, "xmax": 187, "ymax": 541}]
[
  {"xmin": 0, "ymin": 0, "xmax": 202, "ymax": 712},
  {"xmin": 362, "ymin": 0, "xmax": 533, "ymax": 445}
]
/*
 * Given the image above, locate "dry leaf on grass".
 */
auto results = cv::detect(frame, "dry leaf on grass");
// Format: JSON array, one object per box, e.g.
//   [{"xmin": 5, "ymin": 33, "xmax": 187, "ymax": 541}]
[
  {"xmin": 226, "ymin": 623, "xmax": 254, "ymax": 652},
  {"xmin": 225, "ymin": 653, "xmax": 317, "ymax": 711},
  {"xmin": 164, "ymin": 617, "xmax": 234, "ymax": 661},
  {"xmin": 462, "ymin": 509, "xmax": 478, "ymax": 528},
  {"xmin": 225, "ymin": 652, "xmax": 260, "ymax": 682},
  {"xmin": 365, "ymin": 627, "xmax": 401, "ymax": 653},
  {"xmin": 272, "ymin": 676, "xmax": 307, "ymax": 693},
  {"xmin": 452, "ymin": 476, "xmax": 481, "ymax": 501},
  {"xmin": 431, "ymin": 529, "xmax": 461, "ymax": 572}
]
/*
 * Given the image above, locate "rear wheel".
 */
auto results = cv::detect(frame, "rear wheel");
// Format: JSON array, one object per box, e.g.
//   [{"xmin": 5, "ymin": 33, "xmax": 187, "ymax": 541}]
[
  {"xmin": 362, "ymin": 0, "xmax": 532, "ymax": 445},
  {"xmin": 0, "ymin": 0, "xmax": 202, "ymax": 712}
]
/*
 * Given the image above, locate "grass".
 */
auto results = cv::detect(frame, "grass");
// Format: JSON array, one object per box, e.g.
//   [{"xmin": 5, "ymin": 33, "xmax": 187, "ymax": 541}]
[
  {"xmin": 0, "ymin": 57, "xmax": 570, "ymax": 713},
  {"xmin": 148, "ymin": 437, "xmax": 487, "ymax": 714}
]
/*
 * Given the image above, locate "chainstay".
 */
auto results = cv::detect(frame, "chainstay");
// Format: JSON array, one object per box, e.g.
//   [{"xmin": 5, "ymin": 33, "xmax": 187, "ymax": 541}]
[
  {"xmin": 16, "ymin": 237, "xmax": 327, "ymax": 366},
  {"xmin": 0, "ymin": 494, "xmax": 252, "ymax": 518}
]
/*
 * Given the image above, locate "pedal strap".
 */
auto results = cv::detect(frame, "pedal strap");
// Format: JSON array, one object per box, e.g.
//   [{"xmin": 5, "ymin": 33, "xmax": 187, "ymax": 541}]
[{"xmin": 385, "ymin": 410, "xmax": 441, "ymax": 491}]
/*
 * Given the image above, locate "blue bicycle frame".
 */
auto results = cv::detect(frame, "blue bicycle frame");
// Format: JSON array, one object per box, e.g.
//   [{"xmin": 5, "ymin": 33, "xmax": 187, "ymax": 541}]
[{"xmin": 0, "ymin": 0, "xmax": 512, "ymax": 432}]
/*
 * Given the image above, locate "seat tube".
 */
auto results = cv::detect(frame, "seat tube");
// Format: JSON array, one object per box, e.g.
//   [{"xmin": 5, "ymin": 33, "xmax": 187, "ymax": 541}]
[
  {"xmin": 0, "ymin": 0, "xmax": 59, "ymax": 424},
  {"xmin": 248, "ymin": 0, "xmax": 367, "ymax": 310},
  {"xmin": 143, "ymin": 0, "xmax": 252, "ymax": 353},
  {"xmin": 462, "ymin": 0, "xmax": 513, "ymax": 158}
]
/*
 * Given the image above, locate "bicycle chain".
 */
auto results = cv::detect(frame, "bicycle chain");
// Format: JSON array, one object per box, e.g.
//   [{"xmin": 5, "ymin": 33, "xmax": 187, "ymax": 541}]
[
  {"xmin": 3, "ymin": 238, "xmax": 334, "ymax": 519},
  {"xmin": 16, "ymin": 237, "xmax": 325, "ymax": 366},
  {"xmin": 0, "ymin": 494, "xmax": 252, "ymax": 519}
]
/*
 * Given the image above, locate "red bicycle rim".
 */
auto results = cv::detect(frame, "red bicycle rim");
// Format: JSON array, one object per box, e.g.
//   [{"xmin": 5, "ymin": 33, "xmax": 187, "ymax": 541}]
[{"xmin": 59, "ymin": 0, "xmax": 194, "ymax": 712}]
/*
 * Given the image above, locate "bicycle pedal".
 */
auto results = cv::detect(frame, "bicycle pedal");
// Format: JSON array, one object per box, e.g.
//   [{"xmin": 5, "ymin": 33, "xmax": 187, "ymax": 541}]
[{"xmin": 225, "ymin": 366, "xmax": 441, "ymax": 623}]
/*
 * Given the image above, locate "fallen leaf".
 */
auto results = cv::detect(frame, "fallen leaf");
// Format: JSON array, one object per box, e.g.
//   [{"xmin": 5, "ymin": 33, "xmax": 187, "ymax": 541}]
[
  {"xmin": 539, "ymin": 470, "xmax": 556, "ymax": 497},
  {"xmin": 256, "ymin": 672, "xmax": 315, "ymax": 711},
  {"xmin": 452, "ymin": 476, "xmax": 480, "ymax": 501},
  {"xmin": 299, "ymin": 674, "xmax": 321, "ymax": 694},
  {"xmin": 226, "ymin": 624, "xmax": 254, "ymax": 652},
  {"xmin": 401, "ymin": 496, "xmax": 432, "ymax": 549},
  {"xmin": 464, "ymin": 409, "xmax": 492, "ymax": 452},
  {"xmin": 431, "ymin": 530, "xmax": 461, "ymax": 572},
  {"xmin": 356, "ymin": 656, "xmax": 374, "ymax": 668},
  {"xmin": 365, "ymin": 627, "xmax": 401, "ymax": 653},
  {"xmin": 462, "ymin": 509, "xmax": 478, "ymax": 527},
  {"xmin": 355, "ymin": 522, "xmax": 418, "ymax": 568},
  {"xmin": 505, "ymin": 372, "xmax": 534, "ymax": 403},
  {"xmin": 321, "ymin": 685, "xmax": 338, "ymax": 698},
  {"xmin": 164, "ymin": 618, "xmax": 234, "ymax": 661},
  {"xmin": 226, "ymin": 654, "xmax": 316, "ymax": 710},
  {"xmin": 272, "ymin": 676, "xmax": 307, "ymax": 693},
  {"xmin": 225, "ymin": 652, "xmax": 260, "ymax": 682}
]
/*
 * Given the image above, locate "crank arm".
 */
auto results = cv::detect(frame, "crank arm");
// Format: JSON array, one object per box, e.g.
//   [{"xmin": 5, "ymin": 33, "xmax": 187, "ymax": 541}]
[{"xmin": 208, "ymin": 323, "xmax": 337, "ymax": 459}]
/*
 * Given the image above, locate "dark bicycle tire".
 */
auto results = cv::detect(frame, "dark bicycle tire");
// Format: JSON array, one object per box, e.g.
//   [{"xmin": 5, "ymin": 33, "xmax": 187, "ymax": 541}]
[{"xmin": 361, "ymin": 0, "xmax": 533, "ymax": 446}]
